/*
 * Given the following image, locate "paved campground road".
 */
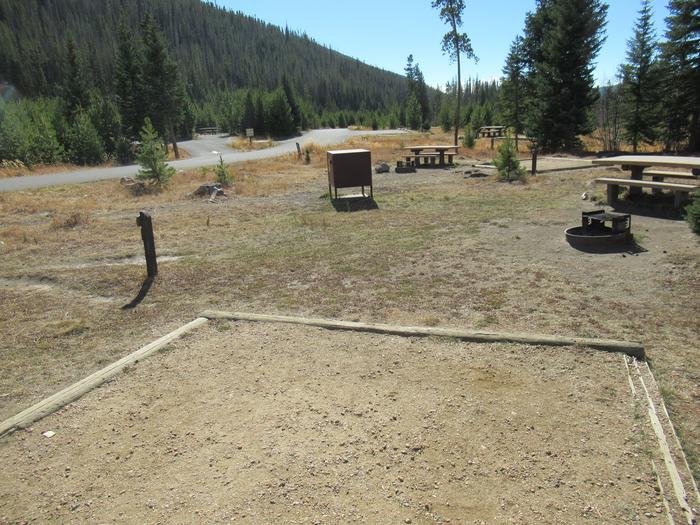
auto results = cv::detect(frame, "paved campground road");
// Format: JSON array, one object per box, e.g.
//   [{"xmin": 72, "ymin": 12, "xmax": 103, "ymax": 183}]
[{"xmin": 0, "ymin": 129, "xmax": 406, "ymax": 192}]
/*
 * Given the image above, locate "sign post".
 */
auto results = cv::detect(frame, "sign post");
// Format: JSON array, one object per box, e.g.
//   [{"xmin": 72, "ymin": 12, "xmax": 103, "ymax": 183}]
[{"xmin": 246, "ymin": 128, "xmax": 254, "ymax": 145}]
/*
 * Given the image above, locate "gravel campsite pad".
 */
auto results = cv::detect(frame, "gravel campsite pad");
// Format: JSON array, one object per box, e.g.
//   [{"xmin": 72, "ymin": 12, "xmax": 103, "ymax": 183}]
[{"xmin": 0, "ymin": 321, "xmax": 664, "ymax": 524}]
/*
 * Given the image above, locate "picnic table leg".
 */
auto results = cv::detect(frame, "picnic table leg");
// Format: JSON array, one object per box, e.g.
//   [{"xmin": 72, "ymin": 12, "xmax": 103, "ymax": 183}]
[
  {"xmin": 651, "ymin": 175, "xmax": 663, "ymax": 195},
  {"xmin": 607, "ymin": 184, "xmax": 619, "ymax": 206},
  {"xmin": 629, "ymin": 166, "xmax": 644, "ymax": 198},
  {"xmin": 439, "ymin": 151, "xmax": 445, "ymax": 166},
  {"xmin": 674, "ymin": 191, "xmax": 688, "ymax": 208}
]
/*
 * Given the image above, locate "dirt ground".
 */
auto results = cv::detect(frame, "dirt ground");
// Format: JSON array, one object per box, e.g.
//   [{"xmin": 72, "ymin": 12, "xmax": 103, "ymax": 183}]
[
  {"xmin": 0, "ymin": 130, "xmax": 698, "ymax": 491},
  {"xmin": 0, "ymin": 321, "xmax": 668, "ymax": 524}
]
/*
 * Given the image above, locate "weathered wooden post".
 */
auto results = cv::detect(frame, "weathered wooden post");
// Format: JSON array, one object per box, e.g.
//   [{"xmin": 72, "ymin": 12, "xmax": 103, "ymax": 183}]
[
  {"xmin": 531, "ymin": 147, "xmax": 538, "ymax": 176},
  {"xmin": 137, "ymin": 211, "xmax": 157, "ymax": 278},
  {"xmin": 296, "ymin": 142, "xmax": 302, "ymax": 160}
]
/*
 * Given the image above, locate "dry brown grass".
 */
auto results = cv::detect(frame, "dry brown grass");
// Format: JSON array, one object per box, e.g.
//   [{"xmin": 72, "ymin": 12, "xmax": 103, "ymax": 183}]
[
  {"xmin": 0, "ymin": 160, "xmax": 117, "ymax": 179},
  {"xmin": 166, "ymin": 145, "xmax": 191, "ymax": 161},
  {"xmin": 229, "ymin": 137, "xmax": 275, "ymax": 151},
  {"xmin": 578, "ymin": 133, "xmax": 665, "ymax": 153},
  {"xmin": 50, "ymin": 210, "xmax": 91, "ymax": 229}
]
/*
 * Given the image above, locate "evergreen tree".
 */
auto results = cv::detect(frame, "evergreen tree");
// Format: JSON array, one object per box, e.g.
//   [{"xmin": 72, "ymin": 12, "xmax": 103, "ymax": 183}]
[
  {"xmin": 64, "ymin": 109, "xmax": 105, "ymax": 165},
  {"xmin": 619, "ymin": 0, "xmax": 661, "ymax": 152},
  {"xmin": 494, "ymin": 138, "xmax": 527, "ymax": 181},
  {"xmin": 439, "ymin": 104, "xmax": 453, "ymax": 132},
  {"xmin": 522, "ymin": 0, "xmax": 608, "ymax": 151},
  {"xmin": 282, "ymin": 75, "xmax": 302, "ymax": 131},
  {"xmin": 136, "ymin": 118, "xmax": 175, "ymax": 187},
  {"xmin": 64, "ymin": 36, "xmax": 92, "ymax": 118},
  {"xmin": 241, "ymin": 91, "xmax": 256, "ymax": 132},
  {"xmin": 254, "ymin": 93, "xmax": 266, "ymax": 134},
  {"xmin": 405, "ymin": 55, "xmax": 433, "ymax": 129},
  {"xmin": 500, "ymin": 36, "xmax": 526, "ymax": 149},
  {"xmin": 405, "ymin": 92, "xmax": 422, "ymax": 130},
  {"xmin": 114, "ymin": 22, "xmax": 145, "ymax": 140},
  {"xmin": 89, "ymin": 95, "xmax": 122, "ymax": 157},
  {"xmin": 661, "ymin": 0, "xmax": 700, "ymax": 152},
  {"xmin": 413, "ymin": 65, "xmax": 431, "ymax": 128},
  {"xmin": 266, "ymin": 88, "xmax": 295, "ymax": 137},
  {"xmin": 0, "ymin": 99, "xmax": 64, "ymax": 165},
  {"xmin": 140, "ymin": 14, "xmax": 186, "ymax": 158},
  {"xmin": 432, "ymin": 0, "xmax": 477, "ymax": 145},
  {"xmin": 214, "ymin": 155, "xmax": 233, "ymax": 187}
]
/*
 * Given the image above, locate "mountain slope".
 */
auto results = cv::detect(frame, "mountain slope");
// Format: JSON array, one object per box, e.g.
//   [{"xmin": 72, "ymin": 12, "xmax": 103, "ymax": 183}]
[{"xmin": 0, "ymin": 0, "xmax": 407, "ymax": 110}]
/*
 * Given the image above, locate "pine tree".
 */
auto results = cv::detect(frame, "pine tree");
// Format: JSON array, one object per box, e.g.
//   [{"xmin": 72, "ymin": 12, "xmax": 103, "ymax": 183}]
[
  {"xmin": 405, "ymin": 92, "xmax": 422, "ymax": 130},
  {"xmin": 89, "ymin": 95, "xmax": 122, "ymax": 156},
  {"xmin": 413, "ymin": 65, "xmax": 431, "ymax": 128},
  {"xmin": 266, "ymin": 88, "xmax": 295, "ymax": 137},
  {"xmin": 661, "ymin": 0, "xmax": 700, "ymax": 152},
  {"xmin": 64, "ymin": 36, "xmax": 92, "ymax": 118},
  {"xmin": 241, "ymin": 91, "xmax": 256, "ymax": 132},
  {"xmin": 619, "ymin": 0, "xmax": 661, "ymax": 152},
  {"xmin": 500, "ymin": 36, "xmax": 526, "ymax": 149},
  {"xmin": 140, "ymin": 14, "xmax": 186, "ymax": 158},
  {"xmin": 136, "ymin": 118, "xmax": 175, "ymax": 187},
  {"xmin": 282, "ymin": 75, "xmax": 302, "ymax": 131},
  {"xmin": 114, "ymin": 22, "xmax": 145, "ymax": 140},
  {"xmin": 522, "ymin": 0, "xmax": 608, "ymax": 152},
  {"xmin": 494, "ymin": 138, "xmax": 526, "ymax": 181},
  {"xmin": 432, "ymin": 0, "xmax": 477, "ymax": 145},
  {"xmin": 405, "ymin": 55, "xmax": 432, "ymax": 129},
  {"xmin": 64, "ymin": 109, "xmax": 105, "ymax": 165},
  {"xmin": 254, "ymin": 93, "xmax": 266, "ymax": 135}
]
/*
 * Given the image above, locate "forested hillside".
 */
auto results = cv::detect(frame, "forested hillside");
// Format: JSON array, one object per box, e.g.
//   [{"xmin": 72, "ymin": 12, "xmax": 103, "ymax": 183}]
[{"xmin": 0, "ymin": 0, "xmax": 406, "ymax": 110}]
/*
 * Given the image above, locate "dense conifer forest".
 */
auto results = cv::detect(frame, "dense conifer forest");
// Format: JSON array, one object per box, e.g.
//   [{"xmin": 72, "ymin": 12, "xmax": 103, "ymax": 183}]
[{"xmin": 0, "ymin": 0, "xmax": 406, "ymax": 110}]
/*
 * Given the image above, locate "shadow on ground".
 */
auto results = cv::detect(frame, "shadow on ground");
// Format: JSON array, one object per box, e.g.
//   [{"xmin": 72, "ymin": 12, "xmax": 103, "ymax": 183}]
[{"xmin": 330, "ymin": 197, "xmax": 379, "ymax": 213}]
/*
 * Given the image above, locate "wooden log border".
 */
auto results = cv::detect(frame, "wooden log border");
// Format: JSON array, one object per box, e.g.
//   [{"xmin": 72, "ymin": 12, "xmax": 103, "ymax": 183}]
[
  {"xmin": 201, "ymin": 310, "xmax": 645, "ymax": 359},
  {"xmin": 0, "ymin": 310, "xmax": 646, "ymax": 440},
  {"xmin": 0, "ymin": 317, "xmax": 208, "ymax": 438}
]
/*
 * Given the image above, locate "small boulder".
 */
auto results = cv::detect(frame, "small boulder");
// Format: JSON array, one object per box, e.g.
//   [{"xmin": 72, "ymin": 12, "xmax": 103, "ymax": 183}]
[
  {"xmin": 374, "ymin": 162, "xmax": 390, "ymax": 174},
  {"xmin": 190, "ymin": 183, "xmax": 225, "ymax": 198}
]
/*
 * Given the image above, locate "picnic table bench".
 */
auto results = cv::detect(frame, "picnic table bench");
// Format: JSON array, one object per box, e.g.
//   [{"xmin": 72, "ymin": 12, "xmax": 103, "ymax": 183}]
[
  {"xmin": 595, "ymin": 177, "xmax": 698, "ymax": 207},
  {"xmin": 642, "ymin": 169, "xmax": 698, "ymax": 181},
  {"xmin": 592, "ymin": 155, "xmax": 700, "ymax": 206},
  {"xmin": 402, "ymin": 145, "xmax": 459, "ymax": 168}
]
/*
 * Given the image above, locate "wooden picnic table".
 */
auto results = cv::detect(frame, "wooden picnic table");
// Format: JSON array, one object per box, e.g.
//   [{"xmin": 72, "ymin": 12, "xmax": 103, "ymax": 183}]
[
  {"xmin": 592, "ymin": 155, "xmax": 700, "ymax": 176},
  {"xmin": 402, "ymin": 145, "xmax": 459, "ymax": 167},
  {"xmin": 591, "ymin": 155, "xmax": 699, "ymax": 203},
  {"xmin": 479, "ymin": 126, "xmax": 506, "ymax": 138}
]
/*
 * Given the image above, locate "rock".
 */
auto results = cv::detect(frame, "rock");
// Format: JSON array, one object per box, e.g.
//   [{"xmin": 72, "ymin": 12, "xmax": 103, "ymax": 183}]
[
  {"xmin": 190, "ymin": 183, "xmax": 226, "ymax": 198},
  {"xmin": 374, "ymin": 162, "xmax": 390, "ymax": 174},
  {"xmin": 120, "ymin": 177, "xmax": 149, "ymax": 196}
]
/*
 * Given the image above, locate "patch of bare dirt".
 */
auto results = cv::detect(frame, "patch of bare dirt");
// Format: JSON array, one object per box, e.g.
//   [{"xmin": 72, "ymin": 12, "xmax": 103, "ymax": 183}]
[{"xmin": 0, "ymin": 322, "xmax": 665, "ymax": 524}]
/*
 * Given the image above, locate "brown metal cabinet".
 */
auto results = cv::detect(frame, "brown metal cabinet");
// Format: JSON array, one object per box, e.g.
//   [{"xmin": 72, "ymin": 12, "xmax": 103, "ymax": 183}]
[{"xmin": 327, "ymin": 149, "xmax": 372, "ymax": 199}]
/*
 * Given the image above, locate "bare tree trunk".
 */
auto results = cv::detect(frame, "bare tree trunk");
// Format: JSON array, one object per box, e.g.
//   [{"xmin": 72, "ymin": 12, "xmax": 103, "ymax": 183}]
[
  {"xmin": 170, "ymin": 126, "xmax": 180, "ymax": 159},
  {"xmin": 453, "ymin": 18, "xmax": 461, "ymax": 147},
  {"xmin": 454, "ymin": 54, "xmax": 461, "ymax": 147}
]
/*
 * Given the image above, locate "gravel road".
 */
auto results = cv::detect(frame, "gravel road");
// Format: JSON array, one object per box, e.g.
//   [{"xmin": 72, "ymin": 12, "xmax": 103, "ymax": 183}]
[{"xmin": 0, "ymin": 128, "xmax": 405, "ymax": 192}]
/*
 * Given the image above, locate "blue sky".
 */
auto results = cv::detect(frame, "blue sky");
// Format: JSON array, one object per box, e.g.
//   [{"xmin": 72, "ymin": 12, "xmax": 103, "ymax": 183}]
[{"xmin": 215, "ymin": 1, "xmax": 670, "ymax": 88}]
